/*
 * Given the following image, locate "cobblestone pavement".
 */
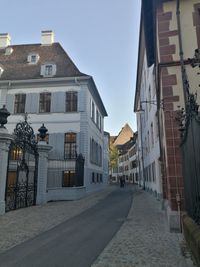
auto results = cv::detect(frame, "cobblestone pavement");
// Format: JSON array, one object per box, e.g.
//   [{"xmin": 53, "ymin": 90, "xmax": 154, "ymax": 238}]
[
  {"xmin": 91, "ymin": 187, "xmax": 195, "ymax": 267},
  {"xmin": 0, "ymin": 185, "xmax": 196, "ymax": 267},
  {"xmin": 0, "ymin": 186, "xmax": 116, "ymax": 253}
]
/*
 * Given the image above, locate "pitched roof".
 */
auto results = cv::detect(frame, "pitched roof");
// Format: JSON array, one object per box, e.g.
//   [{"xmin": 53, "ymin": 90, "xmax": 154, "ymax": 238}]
[
  {"xmin": 113, "ymin": 123, "xmax": 134, "ymax": 146},
  {"xmin": 0, "ymin": 42, "xmax": 87, "ymax": 80}
]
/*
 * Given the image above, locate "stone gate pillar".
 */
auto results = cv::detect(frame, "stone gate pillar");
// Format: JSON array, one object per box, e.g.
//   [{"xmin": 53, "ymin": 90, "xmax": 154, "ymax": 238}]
[
  {"xmin": 0, "ymin": 128, "xmax": 13, "ymax": 215},
  {"xmin": 36, "ymin": 141, "xmax": 52, "ymax": 205}
]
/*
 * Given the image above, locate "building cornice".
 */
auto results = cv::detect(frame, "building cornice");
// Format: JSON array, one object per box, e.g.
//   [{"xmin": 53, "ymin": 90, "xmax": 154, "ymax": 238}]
[{"xmin": 0, "ymin": 76, "xmax": 91, "ymax": 88}]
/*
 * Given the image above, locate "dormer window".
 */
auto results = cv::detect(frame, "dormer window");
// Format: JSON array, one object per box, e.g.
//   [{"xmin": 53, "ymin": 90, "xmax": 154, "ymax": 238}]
[
  {"xmin": 27, "ymin": 53, "xmax": 39, "ymax": 64},
  {"xmin": 40, "ymin": 63, "xmax": 56, "ymax": 77},
  {"xmin": 45, "ymin": 65, "xmax": 53, "ymax": 76},
  {"xmin": 31, "ymin": 55, "xmax": 36, "ymax": 63},
  {"xmin": 5, "ymin": 47, "xmax": 13, "ymax": 55}
]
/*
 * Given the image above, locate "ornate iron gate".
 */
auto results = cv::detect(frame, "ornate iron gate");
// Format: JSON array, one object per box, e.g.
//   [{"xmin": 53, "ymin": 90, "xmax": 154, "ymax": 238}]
[{"xmin": 5, "ymin": 117, "xmax": 38, "ymax": 211}]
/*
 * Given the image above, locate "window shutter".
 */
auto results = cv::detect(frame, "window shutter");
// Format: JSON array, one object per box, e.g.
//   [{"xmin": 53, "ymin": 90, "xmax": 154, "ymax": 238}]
[
  {"xmin": 49, "ymin": 133, "xmax": 64, "ymax": 160},
  {"xmin": 51, "ymin": 92, "xmax": 65, "ymax": 113},
  {"xmin": 52, "ymin": 64, "xmax": 57, "ymax": 76},
  {"xmin": 40, "ymin": 65, "xmax": 45, "ymax": 76},
  {"xmin": 25, "ymin": 93, "xmax": 39, "ymax": 113},
  {"xmin": 79, "ymin": 131, "xmax": 84, "ymax": 154},
  {"xmin": 78, "ymin": 89, "xmax": 85, "ymax": 112},
  {"xmin": 6, "ymin": 94, "xmax": 14, "ymax": 114},
  {"xmin": 76, "ymin": 132, "xmax": 80, "ymax": 154}
]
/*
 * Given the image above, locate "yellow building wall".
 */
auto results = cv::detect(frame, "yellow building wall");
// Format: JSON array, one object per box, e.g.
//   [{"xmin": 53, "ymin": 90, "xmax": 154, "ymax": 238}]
[
  {"xmin": 163, "ymin": 0, "xmax": 199, "ymax": 60},
  {"xmin": 158, "ymin": 0, "xmax": 200, "ymax": 108}
]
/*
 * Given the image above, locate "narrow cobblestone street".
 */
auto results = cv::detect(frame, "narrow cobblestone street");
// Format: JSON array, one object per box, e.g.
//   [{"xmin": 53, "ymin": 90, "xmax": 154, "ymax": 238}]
[{"xmin": 0, "ymin": 185, "xmax": 196, "ymax": 266}]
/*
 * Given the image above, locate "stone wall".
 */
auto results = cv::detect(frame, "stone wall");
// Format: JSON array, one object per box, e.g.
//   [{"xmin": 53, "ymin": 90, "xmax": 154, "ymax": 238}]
[{"xmin": 182, "ymin": 214, "xmax": 200, "ymax": 267}]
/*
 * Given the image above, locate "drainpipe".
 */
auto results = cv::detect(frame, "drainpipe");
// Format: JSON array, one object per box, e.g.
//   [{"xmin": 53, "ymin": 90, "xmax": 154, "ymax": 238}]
[
  {"xmin": 176, "ymin": 0, "xmax": 187, "ymax": 232},
  {"xmin": 139, "ymin": 106, "xmax": 145, "ymax": 190},
  {"xmin": 176, "ymin": 0, "xmax": 189, "ymax": 107}
]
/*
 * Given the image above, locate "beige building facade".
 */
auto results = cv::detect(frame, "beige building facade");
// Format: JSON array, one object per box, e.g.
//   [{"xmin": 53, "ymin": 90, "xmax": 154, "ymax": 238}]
[{"xmin": 135, "ymin": 0, "xmax": 200, "ymax": 231}]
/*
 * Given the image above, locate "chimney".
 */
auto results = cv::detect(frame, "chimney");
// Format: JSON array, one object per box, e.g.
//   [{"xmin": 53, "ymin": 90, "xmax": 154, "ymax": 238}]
[
  {"xmin": 0, "ymin": 33, "xmax": 11, "ymax": 48},
  {"xmin": 41, "ymin": 30, "xmax": 54, "ymax": 45}
]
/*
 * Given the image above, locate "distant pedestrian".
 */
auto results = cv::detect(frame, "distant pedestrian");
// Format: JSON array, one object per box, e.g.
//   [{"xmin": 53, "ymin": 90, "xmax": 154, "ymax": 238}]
[
  {"xmin": 122, "ymin": 176, "xmax": 125, "ymax": 187},
  {"xmin": 120, "ymin": 177, "xmax": 123, "ymax": 188}
]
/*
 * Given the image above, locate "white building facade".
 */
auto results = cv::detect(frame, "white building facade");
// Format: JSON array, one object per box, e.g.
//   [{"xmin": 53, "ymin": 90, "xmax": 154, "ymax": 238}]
[
  {"xmin": 135, "ymin": 51, "xmax": 162, "ymax": 199},
  {"xmin": 117, "ymin": 135, "xmax": 138, "ymax": 184},
  {"xmin": 0, "ymin": 31, "xmax": 108, "ymax": 201}
]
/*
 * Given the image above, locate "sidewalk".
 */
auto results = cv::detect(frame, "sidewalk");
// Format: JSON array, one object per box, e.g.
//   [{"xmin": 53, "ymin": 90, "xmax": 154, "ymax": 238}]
[{"xmin": 91, "ymin": 187, "xmax": 195, "ymax": 267}]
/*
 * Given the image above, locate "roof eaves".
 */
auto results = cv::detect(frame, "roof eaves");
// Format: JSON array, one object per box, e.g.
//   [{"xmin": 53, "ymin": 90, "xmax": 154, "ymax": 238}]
[{"xmin": 87, "ymin": 76, "xmax": 108, "ymax": 117}]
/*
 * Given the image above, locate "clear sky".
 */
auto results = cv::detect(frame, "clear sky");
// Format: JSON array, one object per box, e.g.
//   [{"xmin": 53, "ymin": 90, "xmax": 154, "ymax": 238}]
[{"xmin": 0, "ymin": 0, "xmax": 141, "ymax": 136}]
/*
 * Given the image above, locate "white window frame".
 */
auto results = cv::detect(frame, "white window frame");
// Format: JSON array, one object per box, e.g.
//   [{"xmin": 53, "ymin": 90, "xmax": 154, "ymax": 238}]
[
  {"xmin": 41, "ymin": 63, "xmax": 56, "ymax": 77},
  {"xmin": 27, "ymin": 53, "xmax": 40, "ymax": 64}
]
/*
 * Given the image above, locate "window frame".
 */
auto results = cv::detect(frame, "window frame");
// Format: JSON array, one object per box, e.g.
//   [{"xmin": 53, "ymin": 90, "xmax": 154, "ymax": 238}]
[
  {"xmin": 27, "ymin": 53, "xmax": 39, "ymax": 64},
  {"xmin": 62, "ymin": 170, "xmax": 76, "ymax": 187},
  {"xmin": 64, "ymin": 132, "xmax": 77, "ymax": 160},
  {"xmin": 39, "ymin": 92, "xmax": 51, "ymax": 113},
  {"xmin": 66, "ymin": 91, "xmax": 78, "ymax": 112},
  {"xmin": 14, "ymin": 94, "xmax": 26, "ymax": 114},
  {"xmin": 45, "ymin": 65, "xmax": 53, "ymax": 76}
]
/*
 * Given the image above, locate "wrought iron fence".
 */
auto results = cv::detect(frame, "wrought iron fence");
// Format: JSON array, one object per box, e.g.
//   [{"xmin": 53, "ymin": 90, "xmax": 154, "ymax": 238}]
[{"xmin": 177, "ymin": 94, "xmax": 200, "ymax": 224}]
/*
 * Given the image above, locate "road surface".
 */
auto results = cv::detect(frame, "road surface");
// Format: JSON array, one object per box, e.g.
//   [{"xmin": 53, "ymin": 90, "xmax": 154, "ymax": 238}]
[{"xmin": 0, "ymin": 187, "xmax": 133, "ymax": 267}]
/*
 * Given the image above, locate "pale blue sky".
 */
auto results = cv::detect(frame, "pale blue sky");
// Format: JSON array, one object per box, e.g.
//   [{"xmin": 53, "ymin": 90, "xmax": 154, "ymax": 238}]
[{"xmin": 0, "ymin": 0, "xmax": 141, "ymax": 135}]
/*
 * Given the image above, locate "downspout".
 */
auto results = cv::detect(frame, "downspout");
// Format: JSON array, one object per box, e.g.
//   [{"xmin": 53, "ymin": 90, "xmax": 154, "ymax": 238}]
[
  {"xmin": 176, "ymin": 0, "xmax": 189, "ymax": 107},
  {"xmin": 139, "ymin": 105, "xmax": 145, "ymax": 190},
  {"xmin": 176, "ymin": 0, "xmax": 187, "ymax": 232},
  {"xmin": 5, "ymin": 81, "xmax": 11, "ymax": 108}
]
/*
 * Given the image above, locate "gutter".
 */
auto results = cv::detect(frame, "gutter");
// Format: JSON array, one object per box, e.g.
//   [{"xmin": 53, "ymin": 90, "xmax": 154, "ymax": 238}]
[{"xmin": 0, "ymin": 75, "xmax": 91, "ymax": 86}]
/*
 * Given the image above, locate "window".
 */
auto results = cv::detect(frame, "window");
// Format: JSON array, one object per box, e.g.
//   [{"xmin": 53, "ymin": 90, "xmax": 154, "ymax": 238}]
[
  {"xmin": 96, "ymin": 109, "xmax": 99, "ymax": 127},
  {"xmin": 152, "ymin": 162, "xmax": 156, "ymax": 182},
  {"xmin": 14, "ymin": 94, "xmax": 26, "ymax": 114},
  {"xmin": 148, "ymin": 86, "xmax": 151, "ymax": 110},
  {"xmin": 151, "ymin": 123, "xmax": 154, "ymax": 146},
  {"xmin": 27, "ymin": 53, "xmax": 39, "ymax": 64},
  {"xmin": 90, "ymin": 138, "xmax": 102, "ymax": 166},
  {"xmin": 31, "ymin": 55, "xmax": 36, "ymax": 63},
  {"xmin": 91, "ymin": 101, "xmax": 95, "ymax": 121},
  {"xmin": 147, "ymin": 131, "xmax": 150, "ymax": 153},
  {"xmin": 64, "ymin": 133, "xmax": 77, "ymax": 159},
  {"xmin": 63, "ymin": 170, "xmax": 75, "ymax": 187},
  {"xmin": 39, "ymin": 92, "xmax": 51, "ymax": 113},
  {"xmin": 66, "ymin": 92, "xmax": 77, "ymax": 112},
  {"xmin": 154, "ymin": 113, "xmax": 159, "ymax": 138},
  {"xmin": 91, "ymin": 172, "xmax": 95, "ymax": 183},
  {"xmin": 99, "ymin": 116, "xmax": 102, "ymax": 131},
  {"xmin": 41, "ymin": 63, "xmax": 56, "ymax": 77},
  {"xmin": 45, "ymin": 65, "xmax": 53, "ymax": 76}
]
